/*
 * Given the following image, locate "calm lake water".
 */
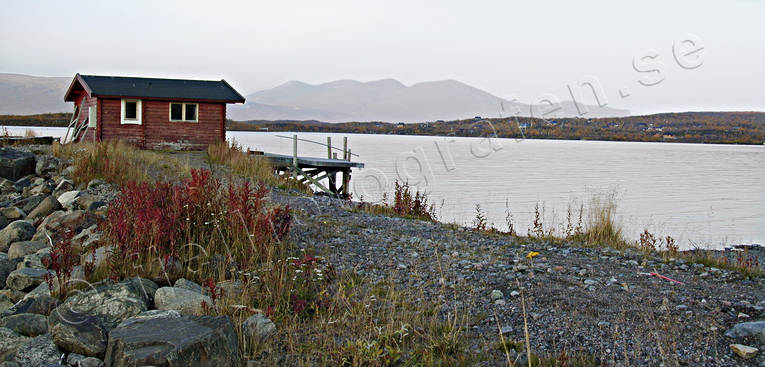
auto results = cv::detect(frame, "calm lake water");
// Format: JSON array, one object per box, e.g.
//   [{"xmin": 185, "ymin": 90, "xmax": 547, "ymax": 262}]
[{"xmin": 9, "ymin": 126, "xmax": 764, "ymax": 249}]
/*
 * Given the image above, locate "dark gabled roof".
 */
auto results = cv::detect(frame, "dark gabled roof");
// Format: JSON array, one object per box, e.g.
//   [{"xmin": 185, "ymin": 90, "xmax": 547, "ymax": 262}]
[{"xmin": 64, "ymin": 74, "xmax": 245, "ymax": 103}]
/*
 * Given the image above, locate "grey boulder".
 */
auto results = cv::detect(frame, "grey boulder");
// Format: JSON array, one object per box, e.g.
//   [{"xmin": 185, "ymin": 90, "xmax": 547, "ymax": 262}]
[
  {"xmin": 1, "ymin": 295, "xmax": 60, "ymax": 317},
  {"xmin": 0, "ymin": 221, "xmax": 35, "ymax": 252},
  {"xmin": 174, "ymin": 278, "xmax": 204, "ymax": 294},
  {"xmin": 26, "ymin": 196, "xmax": 62, "ymax": 221},
  {"xmin": 35, "ymin": 155, "xmax": 59, "ymax": 176},
  {"xmin": 55, "ymin": 190, "xmax": 80, "ymax": 208},
  {"xmin": 5, "ymin": 267, "xmax": 50, "ymax": 291},
  {"xmin": 0, "ymin": 313, "xmax": 48, "ymax": 337},
  {"xmin": 11, "ymin": 334, "xmax": 62, "ymax": 366},
  {"xmin": 51, "ymin": 277, "xmax": 157, "ymax": 330},
  {"xmin": 0, "ymin": 257, "xmax": 19, "ymax": 289},
  {"xmin": 103, "ymin": 314, "xmax": 241, "ymax": 367},
  {"xmin": 0, "ymin": 207, "xmax": 25, "ymax": 221},
  {"xmin": 66, "ymin": 353, "xmax": 103, "ymax": 367},
  {"xmin": 18, "ymin": 194, "xmax": 47, "ymax": 214},
  {"xmin": 0, "ymin": 327, "xmax": 29, "ymax": 361},
  {"xmin": 0, "ymin": 149, "xmax": 35, "ymax": 181},
  {"xmin": 725, "ymin": 320, "xmax": 765, "ymax": 342},
  {"xmin": 242, "ymin": 313, "xmax": 277, "ymax": 341},
  {"xmin": 7, "ymin": 240, "xmax": 48, "ymax": 260},
  {"xmin": 49, "ymin": 307, "xmax": 108, "ymax": 358},
  {"xmin": 154, "ymin": 286, "xmax": 212, "ymax": 316}
]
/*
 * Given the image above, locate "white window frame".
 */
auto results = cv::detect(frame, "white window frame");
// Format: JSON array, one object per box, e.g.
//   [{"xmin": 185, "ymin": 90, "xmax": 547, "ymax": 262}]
[
  {"xmin": 120, "ymin": 99, "xmax": 142, "ymax": 125},
  {"xmin": 88, "ymin": 106, "xmax": 97, "ymax": 128},
  {"xmin": 169, "ymin": 102, "xmax": 199, "ymax": 123}
]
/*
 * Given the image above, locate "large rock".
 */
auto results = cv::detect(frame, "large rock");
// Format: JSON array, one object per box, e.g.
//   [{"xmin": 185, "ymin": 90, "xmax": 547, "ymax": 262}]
[
  {"xmin": 66, "ymin": 353, "xmax": 103, "ymax": 367},
  {"xmin": 0, "ymin": 296, "xmax": 12, "ymax": 314},
  {"xmin": 0, "ymin": 149, "xmax": 35, "ymax": 181},
  {"xmin": 0, "ymin": 178, "xmax": 16, "ymax": 195},
  {"xmin": 730, "ymin": 343, "xmax": 758, "ymax": 359},
  {"xmin": 725, "ymin": 321, "xmax": 765, "ymax": 342},
  {"xmin": 11, "ymin": 334, "xmax": 62, "ymax": 366},
  {"xmin": 0, "ymin": 327, "xmax": 28, "ymax": 361},
  {"xmin": 35, "ymin": 155, "xmax": 59, "ymax": 177},
  {"xmin": 242, "ymin": 314, "xmax": 276, "ymax": 341},
  {"xmin": 0, "ymin": 289, "xmax": 25, "ymax": 304},
  {"xmin": 7, "ymin": 240, "xmax": 48, "ymax": 260},
  {"xmin": 0, "ymin": 313, "xmax": 48, "ymax": 337},
  {"xmin": 5, "ymin": 267, "xmax": 50, "ymax": 291},
  {"xmin": 154, "ymin": 286, "xmax": 212, "ymax": 316},
  {"xmin": 55, "ymin": 190, "xmax": 80, "ymax": 208},
  {"xmin": 33, "ymin": 210, "xmax": 100, "ymax": 244},
  {"xmin": 0, "ymin": 221, "xmax": 35, "ymax": 252},
  {"xmin": 17, "ymin": 194, "xmax": 47, "ymax": 214},
  {"xmin": 14, "ymin": 175, "xmax": 32, "ymax": 188},
  {"xmin": 26, "ymin": 196, "xmax": 62, "ymax": 221},
  {"xmin": 49, "ymin": 307, "xmax": 108, "ymax": 358},
  {"xmin": 0, "ymin": 257, "xmax": 19, "ymax": 289},
  {"xmin": 53, "ymin": 180, "xmax": 74, "ymax": 197},
  {"xmin": 77, "ymin": 194, "xmax": 106, "ymax": 212},
  {"xmin": 28, "ymin": 183, "xmax": 53, "ymax": 196},
  {"xmin": 0, "ymin": 207, "xmax": 25, "ymax": 221},
  {"xmin": 103, "ymin": 314, "xmax": 242, "ymax": 367},
  {"xmin": 71, "ymin": 225, "xmax": 101, "ymax": 251},
  {"xmin": 174, "ymin": 278, "xmax": 204, "ymax": 294},
  {"xmin": 1, "ymin": 295, "xmax": 60, "ymax": 317},
  {"xmin": 24, "ymin": 281, "xmax": 51, "ymax": 299},
  {"xmin": 16, "ymin": 251, "xmax": 46, "ymax": 270},
  {"xmin": 50, "ymin": 277, "xmax": 157, "ymax": 330}
]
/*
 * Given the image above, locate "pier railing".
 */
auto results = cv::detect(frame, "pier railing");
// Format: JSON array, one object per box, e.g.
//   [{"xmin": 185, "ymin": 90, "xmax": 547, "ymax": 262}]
[{"xmin": 258, "ymin": 135, "xmax": 364, "ymax": 198}]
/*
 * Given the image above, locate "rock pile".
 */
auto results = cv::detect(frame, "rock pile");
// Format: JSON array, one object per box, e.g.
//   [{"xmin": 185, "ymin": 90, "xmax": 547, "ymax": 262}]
[{"xmin": 0, "ymin": 147, "xmax": 275, "ymax": 366}]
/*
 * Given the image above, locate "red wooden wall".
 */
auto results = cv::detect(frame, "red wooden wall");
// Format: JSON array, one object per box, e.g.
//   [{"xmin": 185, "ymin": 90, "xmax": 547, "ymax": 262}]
[
  {"xmin": 75, "ymin": 96, "xmax": 227, "ymax": 150},
  {"xmin": 142, "ymin": 100, "xmax": 226, "ymax": 150}
]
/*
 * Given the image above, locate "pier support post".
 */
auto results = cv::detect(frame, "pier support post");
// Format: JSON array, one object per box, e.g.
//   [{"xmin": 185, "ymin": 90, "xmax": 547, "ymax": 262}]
[
  {"xmin": 292, "ymin": 135, "xmax": 298, "ymax": 168},
  {"xmin": 343, "ymin": 137, "xmax": 348, "ymax": 160},
  {"xmin": 342, "ymin": 168, "xmax": 350, "ymax": 197}
]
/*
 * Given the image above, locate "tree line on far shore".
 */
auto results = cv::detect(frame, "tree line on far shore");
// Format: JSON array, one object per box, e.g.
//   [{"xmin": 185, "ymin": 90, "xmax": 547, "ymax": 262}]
[{"xmin": 2, "ymin": 111, "xmax": 764, "ymax": 145}]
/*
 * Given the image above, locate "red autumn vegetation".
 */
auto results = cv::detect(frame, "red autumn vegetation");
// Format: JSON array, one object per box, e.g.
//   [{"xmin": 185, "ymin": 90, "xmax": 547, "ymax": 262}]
[{"xmin": 99, "ymin": 168, "xmax": 292, "ymax": 282}]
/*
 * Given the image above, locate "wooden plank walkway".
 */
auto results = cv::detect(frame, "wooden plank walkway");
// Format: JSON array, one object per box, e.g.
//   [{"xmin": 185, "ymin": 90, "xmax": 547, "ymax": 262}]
[
  {"xmin": 262, "ymin": 153, "xmax": 364, "ymax": 169},
  {"xmin": 253, "ymin": 135, "xmax": 364, "ymax": 198}
]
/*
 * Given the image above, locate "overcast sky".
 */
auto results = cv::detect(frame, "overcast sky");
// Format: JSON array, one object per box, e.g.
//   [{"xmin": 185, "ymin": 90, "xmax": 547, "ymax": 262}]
[{"xmin": 1, "ymin": 0, "xmax": 763, "ymax": 114}]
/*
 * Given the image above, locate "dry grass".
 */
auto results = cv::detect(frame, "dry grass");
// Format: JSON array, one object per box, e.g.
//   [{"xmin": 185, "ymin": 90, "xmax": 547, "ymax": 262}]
[
  {"xmin": 207, "ymin": 140, "xmax": 309, "ymax": 192},
  {"xmin": 23, "ymin": 129, "xmax": 37, "ymax": 138},
  {"xmin": 52, "ymin": 140, "xmax": 191, "ymax": 185},
  {"xmin": 580, "ymin": 190, "xmax": 627, "ymax": 249},
  {"xmin": 237, "ymin": 273, "xmax": 474, "ymax": 366},
  {"xmin": 495, "ymin": 191, "xmax": 761, "ymax": 278},
  {"xmin": 683, "ymin": 249, "xmax": 762, "ymax": 278}
]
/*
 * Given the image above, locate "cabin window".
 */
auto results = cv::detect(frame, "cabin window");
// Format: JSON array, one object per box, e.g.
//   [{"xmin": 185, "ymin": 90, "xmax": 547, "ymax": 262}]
[
  {"xmin": 120, "ymin": 99, "xmax": 142, "ymax": 125},
  {"xmin": 169, "ymin": 103, "xmax": 199, "ymax": 122},
  {"xmin": 170, "ymin": 103, "xmax": 183, "ymax": 120}
]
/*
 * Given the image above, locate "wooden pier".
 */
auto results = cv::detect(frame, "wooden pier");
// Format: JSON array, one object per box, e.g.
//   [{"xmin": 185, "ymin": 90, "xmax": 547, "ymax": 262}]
[{"xmin": 255, "ymin": 135, "xmax": 364, "ymax": 197}]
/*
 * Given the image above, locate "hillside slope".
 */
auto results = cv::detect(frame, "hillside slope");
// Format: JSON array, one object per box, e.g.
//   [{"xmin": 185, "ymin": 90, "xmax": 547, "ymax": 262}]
[{"xmin": 0, "ymin": 73, "xmax": 71, "ymax": 114}]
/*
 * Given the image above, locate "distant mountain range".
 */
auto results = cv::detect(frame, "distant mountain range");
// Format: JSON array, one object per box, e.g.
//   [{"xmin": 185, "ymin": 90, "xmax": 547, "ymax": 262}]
[
  {"xmin": 0, "ymin": 73, "xmax": 71, "ymax": 115},
  {"xmin": 229, "ymin": 79, "xmax": 630, "ymax": 122},
  {"xmin": 0, "ymin": 73, "xmax": 629, "ymax": 122}
]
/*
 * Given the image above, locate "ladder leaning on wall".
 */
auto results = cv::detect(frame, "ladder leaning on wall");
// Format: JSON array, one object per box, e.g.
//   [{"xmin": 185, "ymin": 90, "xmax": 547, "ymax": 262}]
[{"xmin": 62, "ymin": 103, "xmax": 93, "ymax": 144}]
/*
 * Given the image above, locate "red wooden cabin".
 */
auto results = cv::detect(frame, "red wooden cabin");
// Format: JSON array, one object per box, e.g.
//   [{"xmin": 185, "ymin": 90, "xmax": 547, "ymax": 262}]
[{"xmin": 63, "ymin": 74, "xmax": 245, "ymax": 150}]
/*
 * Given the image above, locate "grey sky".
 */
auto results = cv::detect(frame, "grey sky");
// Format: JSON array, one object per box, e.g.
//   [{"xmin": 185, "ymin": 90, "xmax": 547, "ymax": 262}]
[{"xmin": 1, "ymin": 0, "xmax": 763, "ymax": 115}]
